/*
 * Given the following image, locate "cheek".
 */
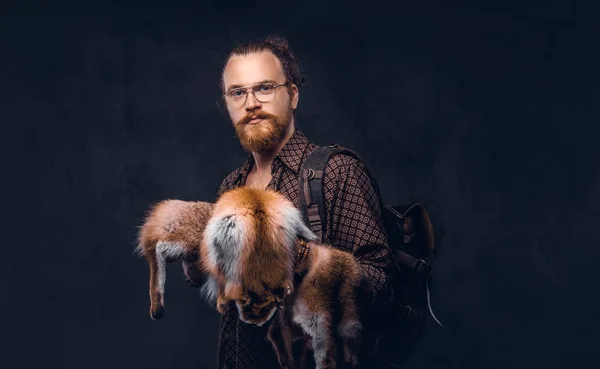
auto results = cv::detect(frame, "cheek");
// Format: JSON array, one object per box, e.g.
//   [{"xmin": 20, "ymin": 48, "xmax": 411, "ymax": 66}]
[
  {"xmin": 264, "ymin": 97, "xmax": 290, "ymax": 117},
  {"xmin": 228, "ymin": 108, "xmax": 244, "ymax": 122},
  {"xmin": 275, "ymin": 98, "xmax": 291, "ymax": 114}
]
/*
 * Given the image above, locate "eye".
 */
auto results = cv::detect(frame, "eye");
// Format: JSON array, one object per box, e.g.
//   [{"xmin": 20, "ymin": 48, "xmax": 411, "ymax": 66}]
[
  {"xmin": 256, "ymin": 84, "xmax": 275, "ymax": 94},
  {"xmin": 229, "ymin": 89, "xmax": 245, "ymax": 99}
]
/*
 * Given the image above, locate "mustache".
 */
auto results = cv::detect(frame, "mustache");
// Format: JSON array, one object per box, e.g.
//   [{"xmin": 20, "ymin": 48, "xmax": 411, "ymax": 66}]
[{"xmin": 237, "ymin": 111, "xmax": 277, "ymax": 126}]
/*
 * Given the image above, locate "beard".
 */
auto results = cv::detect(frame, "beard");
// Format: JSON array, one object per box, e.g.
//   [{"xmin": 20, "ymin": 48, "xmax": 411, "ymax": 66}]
[{"xmin": 234, "ymin": 107, "xmax": 292, "ymax": 153}]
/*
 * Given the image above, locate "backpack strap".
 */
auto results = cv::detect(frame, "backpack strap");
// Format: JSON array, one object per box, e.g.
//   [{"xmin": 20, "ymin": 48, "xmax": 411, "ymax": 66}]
[
  {"xmin": 298, "ymin": 145, "xmax": 339, "ymax": 242},
  {"xmin": 298, "ymin": 144, "xmax": 381, "ymax": 242}
]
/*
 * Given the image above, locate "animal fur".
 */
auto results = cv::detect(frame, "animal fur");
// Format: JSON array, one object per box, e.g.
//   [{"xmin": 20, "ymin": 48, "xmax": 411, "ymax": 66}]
[
  {"xmin": 205, "ymin": 187, "xmax": 364, "ymax": 369},
  {"xmin": 135, "ymin": 187, "xmax": 364, "ymax": 369},
  {"xmin": 135, "ymin": 199, "xmax": 214, "ymax": 320}
]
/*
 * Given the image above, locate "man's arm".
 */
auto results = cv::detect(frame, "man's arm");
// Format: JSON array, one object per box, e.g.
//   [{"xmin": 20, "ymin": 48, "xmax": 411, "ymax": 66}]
[{"xmin": 322, "ymin": 153, "xmax": 395, "ymax": 314}]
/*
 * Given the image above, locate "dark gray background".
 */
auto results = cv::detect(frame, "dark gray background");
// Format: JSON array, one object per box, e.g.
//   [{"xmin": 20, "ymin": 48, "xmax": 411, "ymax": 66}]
[{"xmin": 1, "ymin": 1, "xmax": 598, "ymax": 368}]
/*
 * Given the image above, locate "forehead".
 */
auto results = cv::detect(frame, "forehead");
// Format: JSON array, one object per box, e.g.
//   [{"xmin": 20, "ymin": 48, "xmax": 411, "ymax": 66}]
[{"xmin": 223, "ymin": 51, "xmax": 285, "ymax": 89}]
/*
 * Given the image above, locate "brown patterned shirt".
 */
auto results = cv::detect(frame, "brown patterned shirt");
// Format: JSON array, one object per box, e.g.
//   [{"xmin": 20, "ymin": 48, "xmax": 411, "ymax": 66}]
[{"xmin": 214, "ymin": 129, "xmax": 394, "ymax": 369}]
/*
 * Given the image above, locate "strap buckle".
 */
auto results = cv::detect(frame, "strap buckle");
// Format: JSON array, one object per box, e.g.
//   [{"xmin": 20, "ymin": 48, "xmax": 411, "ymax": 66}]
[{"xmin": 303, "ymin": 168, "xmax": 315, "ymax": 180}]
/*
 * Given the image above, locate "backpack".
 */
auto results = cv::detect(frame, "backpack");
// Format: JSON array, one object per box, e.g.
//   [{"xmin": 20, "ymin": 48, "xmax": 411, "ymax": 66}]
[{"xmin": 298, "ymin": 144, "xmax": 443, "ymax": 368}]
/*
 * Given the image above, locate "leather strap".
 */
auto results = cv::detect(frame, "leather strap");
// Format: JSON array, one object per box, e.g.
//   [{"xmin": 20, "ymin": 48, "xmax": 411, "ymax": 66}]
[
  {"xmin": 393, "ymin": 249, "xmax": 432, "ymax": 274},
  {"xmin": 298, "ymin": 144, "xmax": 384, "ymax": 243}
]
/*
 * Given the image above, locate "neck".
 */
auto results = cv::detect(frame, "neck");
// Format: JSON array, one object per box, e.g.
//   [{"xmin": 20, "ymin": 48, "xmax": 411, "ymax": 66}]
[{"xmin": 251, "ymin": 120, "xmax": 295, "ymax": 173}]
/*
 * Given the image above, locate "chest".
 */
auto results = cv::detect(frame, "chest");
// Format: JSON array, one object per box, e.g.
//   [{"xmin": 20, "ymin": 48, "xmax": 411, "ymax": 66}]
[
  {"xmin": 241, "ymin": 165, "xmax": 301, "ymax": 209},
  {"xmin": 245, "ymin": 170, "xmax": 272, "ymax": 190}
]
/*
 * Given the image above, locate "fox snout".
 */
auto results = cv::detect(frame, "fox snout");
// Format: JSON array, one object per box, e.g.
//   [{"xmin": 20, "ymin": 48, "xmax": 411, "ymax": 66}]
[
  {"xmin": 238, "ymin": 300, "xmax": 278, "ymax": 326},
  {"xmin": 234, "ymin": 286, "xmax": 290, "ymax": 326}
]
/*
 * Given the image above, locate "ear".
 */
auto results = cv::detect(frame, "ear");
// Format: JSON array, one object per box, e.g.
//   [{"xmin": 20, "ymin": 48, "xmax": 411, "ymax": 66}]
[{"xmin": 289, "ymin": 83, "xmax": 299, "ymax": 109}]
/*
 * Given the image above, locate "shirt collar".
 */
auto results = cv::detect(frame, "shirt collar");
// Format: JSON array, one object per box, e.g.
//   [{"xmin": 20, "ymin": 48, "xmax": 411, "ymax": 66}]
[{"xmin": 275, "ymin": 129, "xmax": 311, "ymax": 174}]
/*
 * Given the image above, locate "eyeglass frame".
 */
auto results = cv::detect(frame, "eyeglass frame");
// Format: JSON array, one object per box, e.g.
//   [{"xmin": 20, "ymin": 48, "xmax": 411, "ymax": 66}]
[{"xmin": 221, "ymin": 81, "xmax": 290, "ymax": 107}]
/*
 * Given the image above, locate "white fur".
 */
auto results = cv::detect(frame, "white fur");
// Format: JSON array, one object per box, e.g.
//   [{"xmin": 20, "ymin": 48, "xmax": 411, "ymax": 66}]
[
  {"xmin": 203, "ymin": 211, "xmax": 247, "ymax": 283},
  {"xmin": 271, "ymin": 200, "xmax": 318, "ymax": 277},
  {"xmin": 155, "ymin": 241, "xmax": 185, "ymax": 294},
  {"xmin": 293, "ymin": 299, "xmax": 331, "ymax": 368},
  {"xmin": 200, "ymin": 276, "xmax": 219, "ymax": 303},
  {"xmin": 289, "ymin": 246, "xmax": 335, "ymax": 367},
  {"xmin": 279, "ymin": 204, "xmax": 318, "ymax": 244}
]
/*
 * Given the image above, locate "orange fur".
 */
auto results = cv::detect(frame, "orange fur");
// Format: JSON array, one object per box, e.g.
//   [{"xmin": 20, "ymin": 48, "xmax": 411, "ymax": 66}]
[
  {"xmin": 135, "ymin": 187, "xmax": 364, "ymax": 368},
  {"xmin": 282, "ymin": 244, "xmax": 363, "ymax": 369},
  {"xmin": 207, "ymin": 187, "xmax": 364, "ymax": 369},
  {"xmin": 136, "ymin": 199, "xmax": 213, "ymax": 320},
  {"xmin": 204, "ymin": 187, "xmax": 299, "ymax": 324}
]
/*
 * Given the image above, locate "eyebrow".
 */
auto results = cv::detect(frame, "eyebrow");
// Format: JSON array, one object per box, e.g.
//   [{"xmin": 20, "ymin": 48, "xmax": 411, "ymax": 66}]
[{"xmin": 226, "ymin": 79, "xmax": 279, "ymax": 90}]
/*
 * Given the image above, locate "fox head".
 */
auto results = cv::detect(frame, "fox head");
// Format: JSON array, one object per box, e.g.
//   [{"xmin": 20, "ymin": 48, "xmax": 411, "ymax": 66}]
[{"xmin": 203, "ymin": 186, "xmax": 317, "ymax": 325}]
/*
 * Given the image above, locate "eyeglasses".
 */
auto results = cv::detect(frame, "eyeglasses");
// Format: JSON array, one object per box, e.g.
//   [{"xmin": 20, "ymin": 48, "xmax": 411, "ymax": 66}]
[{"xmin": 222, "ymin": 82, "xmax": 289, "ymax": 108}]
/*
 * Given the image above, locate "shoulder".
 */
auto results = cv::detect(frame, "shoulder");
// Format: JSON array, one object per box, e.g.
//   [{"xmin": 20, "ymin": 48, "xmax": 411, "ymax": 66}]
[
  {"xmin": 316, "ymin": 149, "xmax": 382, "ymax": 200},
  {"xmin": 324, "ymin": 151, "xmax": 375, "ymax": 183},
  {"xmin": 327, "ymin": 152, "xmax": 363, "ymax": 170}
]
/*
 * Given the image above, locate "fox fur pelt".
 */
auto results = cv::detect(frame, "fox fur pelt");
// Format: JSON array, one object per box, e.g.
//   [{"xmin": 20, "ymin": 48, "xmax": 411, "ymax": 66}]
[
  {"xmin": 135, "ymin": 199, "xmax": 214, "ymax": 319},
  {"xmin": 136, "ymin": 187, "xmax": 364, "ymax": 369}
]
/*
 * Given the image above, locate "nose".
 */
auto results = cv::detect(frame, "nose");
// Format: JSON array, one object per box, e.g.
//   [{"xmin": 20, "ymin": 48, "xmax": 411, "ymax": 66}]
[{"xmin": 245, "ymin": 92, "xmax": 261, "ymax": 111}]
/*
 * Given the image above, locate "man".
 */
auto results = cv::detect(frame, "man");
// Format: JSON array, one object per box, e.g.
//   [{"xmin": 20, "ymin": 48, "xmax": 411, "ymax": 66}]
[{"xmin": 183, "ymin": 36, "xmax": 395, "ymax": 369}]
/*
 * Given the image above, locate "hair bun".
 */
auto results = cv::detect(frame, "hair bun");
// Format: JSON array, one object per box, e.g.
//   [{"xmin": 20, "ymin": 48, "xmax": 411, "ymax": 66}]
[{"xmin": 265, "ymin": 35, "xmax": 289, "ymax": 51}]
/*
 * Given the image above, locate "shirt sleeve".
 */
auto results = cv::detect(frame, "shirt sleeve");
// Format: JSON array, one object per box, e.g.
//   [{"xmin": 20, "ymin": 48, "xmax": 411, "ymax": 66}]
[{"xmin": 322, "ymin": 153, "xmax": 395, "ymax": 314}]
